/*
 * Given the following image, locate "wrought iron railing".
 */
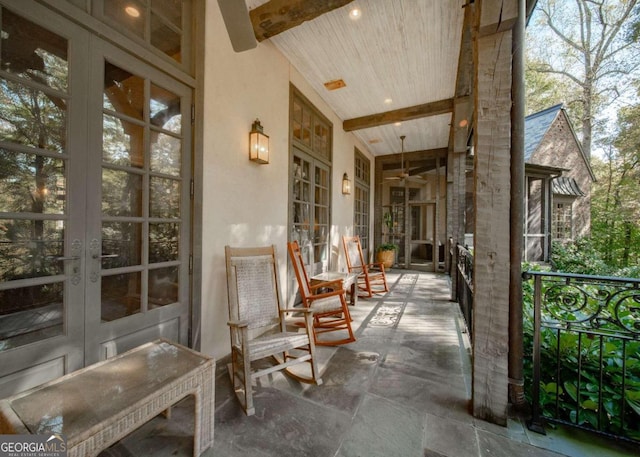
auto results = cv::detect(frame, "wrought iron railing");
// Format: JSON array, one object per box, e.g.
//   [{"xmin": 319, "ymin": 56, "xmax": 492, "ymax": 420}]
[
  {"xmin": 523, "ymin": 270, "xmax": 640, "ymax": 443},
  {"xmin": 456, "ymin": 245, "xmax": 473, "ymax": 336}
]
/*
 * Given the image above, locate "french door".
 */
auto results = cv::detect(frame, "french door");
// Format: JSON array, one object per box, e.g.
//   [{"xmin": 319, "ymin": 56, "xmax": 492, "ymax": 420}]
[{"xmin": 0, "ymin": 1, "xmax": 192, "ymax": 396}]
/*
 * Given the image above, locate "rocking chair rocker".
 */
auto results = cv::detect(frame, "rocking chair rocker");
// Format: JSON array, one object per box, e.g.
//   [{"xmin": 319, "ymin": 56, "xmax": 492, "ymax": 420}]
[
  {"xmin": 225, "ymin": 245, "xmax": 322, "ymax": 415},
  {"xmin": 287, "ymin": 240, "xmax": 356, "ymax": 346}
]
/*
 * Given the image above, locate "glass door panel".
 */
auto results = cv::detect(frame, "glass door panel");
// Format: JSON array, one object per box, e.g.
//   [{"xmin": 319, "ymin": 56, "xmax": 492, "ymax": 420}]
[
  {"xmin": 0, "ymin": 3, "xmax": 87, "ymax": 392},
  {"xmin": 85, "ymin": 38, "xmax": 191, "ymax": 364},
  {"xmin": 408, "ymin": 203, "xmax": 436, "ymax": 270},
  {"xmin": 0, "ymin": 9, "xmax": 71, "ymax": 350},
  {"xmin": 0, "ymin": 1, "xmax": 192, "ymax": 395}
]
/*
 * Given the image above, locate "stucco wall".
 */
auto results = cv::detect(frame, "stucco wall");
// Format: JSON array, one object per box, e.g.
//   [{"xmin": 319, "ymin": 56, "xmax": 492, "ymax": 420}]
[
  {"xmin": 199, "ymin": 1, "xmax": 374, "ymax": 360},
  {"xmin": 529, "ymin": 112, "xmax": 593, "ymax": 239}
]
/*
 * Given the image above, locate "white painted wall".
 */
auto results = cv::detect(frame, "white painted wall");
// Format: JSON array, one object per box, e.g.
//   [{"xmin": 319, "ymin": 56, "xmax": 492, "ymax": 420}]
[{"xmin": 200, "ymin": 1, "xmax": 375, "ymax": 360}]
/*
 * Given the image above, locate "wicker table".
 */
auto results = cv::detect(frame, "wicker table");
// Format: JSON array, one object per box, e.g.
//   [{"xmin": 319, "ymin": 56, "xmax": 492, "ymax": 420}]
[
  {"xmin": 0, "ymin": 339, "xmax": 215, "ymax": 457},
  {"xmin": 310, "ymin": 271, "xmax": 360, "ymax": 306}
]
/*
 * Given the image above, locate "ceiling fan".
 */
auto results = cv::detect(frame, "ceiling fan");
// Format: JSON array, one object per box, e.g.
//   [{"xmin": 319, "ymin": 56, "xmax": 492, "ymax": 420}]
[
  {"xmin": 385, "ymin": 135, "xmax": 424, "ymax": 183},
  {"xmin": 386, "ymin": 135, "xmax": 409, "ymax": 181}
]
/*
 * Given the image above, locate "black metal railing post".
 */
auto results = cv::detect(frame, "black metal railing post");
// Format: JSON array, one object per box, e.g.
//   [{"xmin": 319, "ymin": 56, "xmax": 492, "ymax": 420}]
[{"xmin": 528, "ymin": 273, "xmax": 546, "ymax": 433}]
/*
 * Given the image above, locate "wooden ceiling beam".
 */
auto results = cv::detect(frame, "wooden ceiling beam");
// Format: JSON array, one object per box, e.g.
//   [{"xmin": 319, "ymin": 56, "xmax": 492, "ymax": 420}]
[
  {"xmin": 250, "ymin": 0, "xmax": 355, "ymax": 42},
  {"xmin": 343, "ymin": 98, "xmax": 454, "ymax": 132}
]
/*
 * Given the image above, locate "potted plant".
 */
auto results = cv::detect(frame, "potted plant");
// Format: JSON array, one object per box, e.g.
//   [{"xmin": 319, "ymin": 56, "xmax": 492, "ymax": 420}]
[{"xmin": 376, "ymin": 243, "xmax": 397, "ymax": 269}]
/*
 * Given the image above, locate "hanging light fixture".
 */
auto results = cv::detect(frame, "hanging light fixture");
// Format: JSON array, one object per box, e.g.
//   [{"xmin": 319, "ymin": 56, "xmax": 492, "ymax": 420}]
[
  {"xmin": 249, "ymin": 119, "xmax": 269, "ymax": 164},
  {"xmin": 342, "ymin": 173, "xmax": 352, "ymax": 195}
]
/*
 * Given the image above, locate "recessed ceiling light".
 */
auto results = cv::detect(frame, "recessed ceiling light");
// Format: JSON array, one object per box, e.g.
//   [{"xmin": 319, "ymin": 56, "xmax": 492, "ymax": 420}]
[
  {"xmin": 324, "ymin": 79, "xmax": 346, "ymax": 91},
  {"xmin": 369, "ymin": 138, "xmax": 382, "ymax": 144},
  {"xmin": 349, "ymin": 8, "xmax": 362, "ymax": 20},
  {"xmin": 125, "ymin": 5, "xmax": 141, "ymax": 18},
  {"xmin": 384, "ymin": 98, "xmax": 393, "ymax": 105},
  {"xmin": 394, "ymin": 122, "xmax": 402, "ymax": 127}
]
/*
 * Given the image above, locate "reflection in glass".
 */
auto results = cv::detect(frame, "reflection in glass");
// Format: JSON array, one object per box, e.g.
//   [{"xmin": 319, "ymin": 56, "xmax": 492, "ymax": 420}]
[
  {"xmin": 150, "ymin": 132, "xmax": 181, "ymax": 175},
  {"xmin": 153, "ymin": 0, "xmax": 183, "ymax": 27},
  {"xmin": 0, "ymin": 80, "xmax": 67, "ymax": 152},
  {"xmin": 0, "ymin": 219, "xmax": 64, "ymax": 282},
  {"xmin": 148, "ymin": 266, "xmax": 178, "ymax": 308},
  {"xmin": 104, "ymin": 0, "xmax": 146, "ymax": 39},
  {"xmin": 102, "ymin": 114, "xmax": 144, "ymax": 168},
  {"xmin": 0, "ymin": 149, "xmax": 65, "ymax": 214},
  {"xmin": 151, "ymin": 14, "xmax": 182, "ymax": 63},
  {"xmin": 102, "ymin": 168, "xmax": 143, "ymax": 217},
  {"xmin": 150, "ymin": 84, "xmax": 181, "ymax": 133},
  {"xmin": 101, "ymin": 272, "xmax": 141, "ymax": 321},
  {"xmin": 0, "ymin": 9, "xmax": 68, "ymax": 91},
  {"xmin": 150, "ymin": 177, "xmax": 180, "ymax": 218},
  {"xmin": 149, "ymin": 223, "xmax": 179, "ymax": 263},
  {"xmin": 0, "ymin": 283, "xmax": 64, "ymax": 351},
  {"xmin": 101, "ymin": 222, "xmax": 142, "ymax": 269},
  {"xmin": 103, "ymin": 62, "xmax": 144, "ymax": 120}
]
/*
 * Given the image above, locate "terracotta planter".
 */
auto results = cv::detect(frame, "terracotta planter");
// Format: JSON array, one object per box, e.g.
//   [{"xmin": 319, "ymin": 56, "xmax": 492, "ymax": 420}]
[{"xmin": 376, "ymin": 250, "xmax": 395, "ymax": 269}]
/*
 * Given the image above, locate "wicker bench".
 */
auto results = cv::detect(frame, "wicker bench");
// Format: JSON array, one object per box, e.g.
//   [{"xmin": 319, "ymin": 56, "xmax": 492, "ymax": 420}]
[{"xmin": 0, "ymin": 339, "xmax": 215, "ymax": 457}]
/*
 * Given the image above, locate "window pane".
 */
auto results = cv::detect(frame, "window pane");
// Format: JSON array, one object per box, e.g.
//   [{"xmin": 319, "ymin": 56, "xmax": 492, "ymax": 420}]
[
  {"xmin": 0, "ymin": 9, "xmax": 68, "ymax": 91},
  {"xmin": 149, "ymin": 266, "xmax": 178, "ymax": 308},
  {"xmin": 150, "ymin": 132, "xmax": 181, "ymax": 175},
  {"xmin": 103, "ymin": 114, "xmax": 144, "ymax": 168},
  {"xmin": 104, "ymin": 62, "xmax": 144, "ymax": 121},
  {"xmin": 104, "ymin": 0, "xmax": 146, "ymax": 39},
  {"xmin": 150, "ymin": 84, "xmax": 181, "ymax": 133},
  {"xmin": 0, "ymin": 219, "xmax": 64, "ymax": 281},
  {"xmin": 152, "ymin": 0, "xmax": 182, "ymax": 27},
  {"xmin": 151, "ymin": 13, "xmax": 182, "ymax": 63},
  {"xmin": 149, "ymin": 222, "xmax": 179, "ymax": 263},
  {"xmin": 0, "ymin": 149, "xmax": 65, "ymax": 214},
  {"xmin": 0, "ymin": 80, "xmax": 67, "ymax": 152},
  {"xmin": 0, "ymin": 283, "xmax": 64, "ymax": 351},
  {"xmin": 101, "ymin": 272, "xmax": 141, "ymax": 322},
  {"xmin": 150, "ymin": 176, "xmax": 180, "ymax": 218},
  {"xmin": 102, "ymin": 168, "xmax": 143, "ymax": 217},
  {"xmin": 102, "ymin": 222, "xmax": 142, "ymax": 268}
]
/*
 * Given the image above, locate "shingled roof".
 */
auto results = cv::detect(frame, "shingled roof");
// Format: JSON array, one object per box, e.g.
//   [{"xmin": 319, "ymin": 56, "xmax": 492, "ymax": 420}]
[{"xmin": 524, "ymin": 103, "xmax": 563, "ymax": 162}]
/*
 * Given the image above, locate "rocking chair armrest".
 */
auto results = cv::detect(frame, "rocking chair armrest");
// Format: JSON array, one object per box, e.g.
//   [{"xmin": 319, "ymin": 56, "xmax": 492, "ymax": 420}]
[
  {"xmin": 307, "ymin": 288, "xmax": 345, "ymax": 301},
  {"xmin": 309, "ymin": 279, "xmax": 343, "ymax": 291},
  {"xmin": 366, "ymin": 262, "xmax": 385, "ymax": 271},
  {"xmin": 279, "ymin": 307, "xmax": 313, "ymax": 315},
  {"xmin": 227, "ymin": 319, "xmax": 249, "ymax": 328}
]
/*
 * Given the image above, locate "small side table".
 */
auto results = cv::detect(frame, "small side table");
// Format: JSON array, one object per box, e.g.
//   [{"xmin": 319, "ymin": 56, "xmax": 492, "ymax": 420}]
[{"xmin": 310, "ymin": 271, "xmax": 360, "ymax": 306}]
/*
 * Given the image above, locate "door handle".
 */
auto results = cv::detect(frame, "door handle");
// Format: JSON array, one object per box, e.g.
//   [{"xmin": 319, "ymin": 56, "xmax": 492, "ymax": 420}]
[
  {"xmin": 54, "ymin": 256, "xmax": 81, "ymax": 261},
  {"xmin": 92, "ymin": 253, "xmax": 119, "ymax": 259}
]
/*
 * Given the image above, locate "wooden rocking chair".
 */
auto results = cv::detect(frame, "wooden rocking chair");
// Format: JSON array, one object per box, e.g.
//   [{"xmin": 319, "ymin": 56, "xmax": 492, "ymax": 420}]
[
  {"xmin": 225, "ymin": 245, "xmax": 322, "ymax": 416},
  {"xmin": 287, "ymin": 241, "xmax": 356, "ymax": 346},
  {"xmin": 342, "ymin": 235, "xmax": 389, "ymax": 298}
]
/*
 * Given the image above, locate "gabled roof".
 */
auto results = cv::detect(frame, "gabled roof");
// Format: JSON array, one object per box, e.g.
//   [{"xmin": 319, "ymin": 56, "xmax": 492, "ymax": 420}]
[
  {"xmin": 524, "ymin": 103, "xmax": 563, "ymax": 161},
  {"xmin": 524, "ymin": 103, "xmax": 596, "ymax": 182}
]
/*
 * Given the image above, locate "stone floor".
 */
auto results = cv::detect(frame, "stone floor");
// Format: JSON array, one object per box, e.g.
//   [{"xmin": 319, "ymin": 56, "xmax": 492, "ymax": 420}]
[{"xmin": 99, "ymin": 270, "xmax": 639, "ymax": 457}]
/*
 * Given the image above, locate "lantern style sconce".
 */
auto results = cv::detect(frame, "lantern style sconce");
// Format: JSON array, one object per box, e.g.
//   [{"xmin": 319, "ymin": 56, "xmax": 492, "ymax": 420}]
[
  {"xmin": 249, "ymin": 119, "xmax": 269, "ymax": 164},
  {"xmin": 342, "ymin": 173, "xmax": 352, "ymax": 195}
]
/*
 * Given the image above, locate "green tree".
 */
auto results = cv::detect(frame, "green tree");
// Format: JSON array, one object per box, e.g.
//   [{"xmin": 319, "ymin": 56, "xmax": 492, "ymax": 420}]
[
  {"xmin": 525, "ymin": 58, "xmax": 583, "ymax": 117},
  {"xmin": 527, "ymin": 0, "xmax": 640, "ymax": 159},
  {"xmin": 591, "ymin": 83, "xmax": 640, "ymax": 267}
]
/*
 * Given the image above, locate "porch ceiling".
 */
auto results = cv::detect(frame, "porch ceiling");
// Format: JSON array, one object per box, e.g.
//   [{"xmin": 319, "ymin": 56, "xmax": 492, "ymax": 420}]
[{"xmin": 241, "ymin": 0, "xmax": 465, "ymax": 156}]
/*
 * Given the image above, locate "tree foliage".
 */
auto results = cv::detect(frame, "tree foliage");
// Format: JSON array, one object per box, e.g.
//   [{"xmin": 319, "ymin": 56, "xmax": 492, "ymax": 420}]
[
  {"xmin": 526, "ymin": 0, "xmax": 640, "ymax": 159},
  {"xmin": 589, "ymin": 81, "xmax": 640, "ymax": 269}
]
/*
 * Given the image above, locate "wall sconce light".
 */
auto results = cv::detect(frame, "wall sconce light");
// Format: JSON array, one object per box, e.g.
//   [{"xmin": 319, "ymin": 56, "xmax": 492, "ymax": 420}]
[
  {"xmin": 342, "ymin": 173, "xmax": 352, "ymax": 195},
  {"xmin": 249, "ymin": 119, "xmax": 269, "ymax": 164}
]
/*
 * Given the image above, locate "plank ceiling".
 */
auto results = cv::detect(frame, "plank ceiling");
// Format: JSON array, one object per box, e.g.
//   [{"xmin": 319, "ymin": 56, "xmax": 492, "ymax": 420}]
[{"xmin": 243, "ymin": 0, "xmax": 465, "ymax": 156}]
